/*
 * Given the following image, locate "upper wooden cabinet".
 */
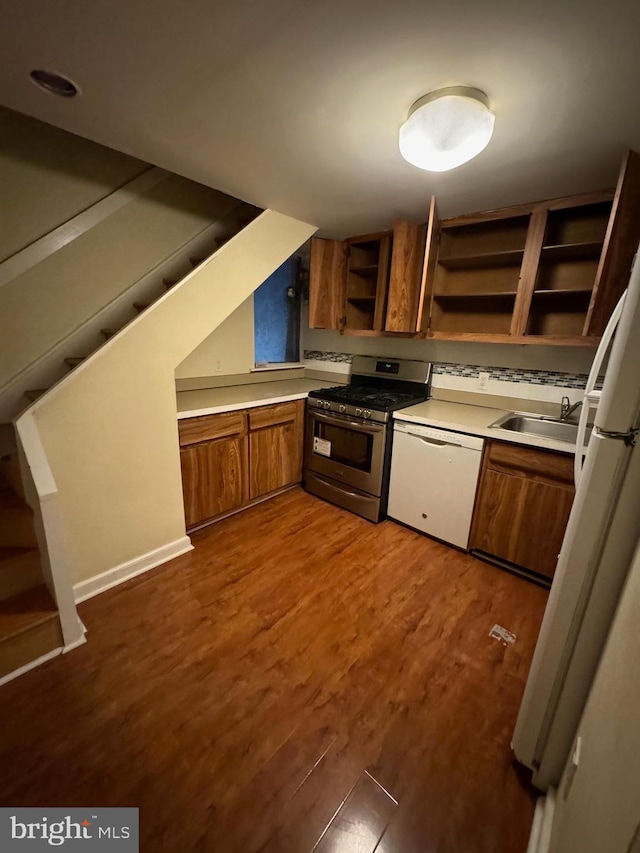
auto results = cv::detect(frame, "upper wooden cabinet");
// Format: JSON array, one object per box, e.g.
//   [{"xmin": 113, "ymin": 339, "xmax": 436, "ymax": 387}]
[
  {"xmin": 308, "ymin": 151, "xmax": 640, "ymax": 345},
  {"xmin": 308, "ymin": 219, "xmax": 426, "ymax": 335},
  {"xmin": 422, "ymin": 149, "xmax": 640, "ymax": 346},
  {"xmin": 308, "ymin": 238, "xmax": 346, "ymax": 331}
]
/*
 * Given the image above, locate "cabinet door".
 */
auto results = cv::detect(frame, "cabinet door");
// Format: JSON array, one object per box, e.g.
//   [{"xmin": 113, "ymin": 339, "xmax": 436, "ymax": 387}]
[
  {"xmin": 470, "ymin": 469, "xmax": 574, "ymax": 578},
  {"xmin": 385, "ymin": 219, "xmax": 427, "ymax": 333},
  {"xmin": 308, "ymin": 237, "xmax": 347, "ymax": 329},
  {"xmin": 585, "ymin": 149, "xmax": 640, "ymax": 336},
  {"xmin": 250, "ymin": 421, "xmax": 301, "ymax": 500},
  {"xmin": 180, "ymin": 436, "xmax": 248, "ymax": 528},
  {"xmin": 417, "ymin": 196, "xmax": 439, "ymax": 334}
]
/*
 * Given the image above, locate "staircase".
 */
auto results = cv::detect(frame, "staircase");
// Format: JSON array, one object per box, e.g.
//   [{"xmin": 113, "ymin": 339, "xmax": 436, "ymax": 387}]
[
  {"xmin": 7, "ymin": 206, "xmax": 315, "ymax": 683},
  {"xmin": 19, "ymin": 207, "xmax": 258, "ymax": 407},
  {"xmin": 0, "ymin": 438, "xmax": 63, "ymax": 681}
]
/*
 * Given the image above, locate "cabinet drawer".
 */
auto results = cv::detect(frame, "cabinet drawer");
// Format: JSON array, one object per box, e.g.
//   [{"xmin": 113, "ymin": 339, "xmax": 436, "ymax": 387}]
[
  {"xmin": 486, "ymin": 440, "xmax": 574, "ymax": 487},
  {"xmin": 248, "ymin": 401, "xmax": 299, "ymax": 430},
  {"xmin": 178, "ymin": 411, "xmax": 247, "ymax": 447}
]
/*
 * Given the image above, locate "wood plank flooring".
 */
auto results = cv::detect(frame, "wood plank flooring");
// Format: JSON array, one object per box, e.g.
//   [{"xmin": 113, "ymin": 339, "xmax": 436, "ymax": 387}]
[{"xmin": 0, "ymin": 488, "xmax": 548, "ymax": 852}]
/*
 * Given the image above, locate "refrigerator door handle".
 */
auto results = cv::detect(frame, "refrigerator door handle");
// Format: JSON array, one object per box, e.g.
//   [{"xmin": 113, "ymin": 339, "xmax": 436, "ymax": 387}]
[{"xmin": 574, "ymin": 289, "xmax": 628, "ymax": 488}]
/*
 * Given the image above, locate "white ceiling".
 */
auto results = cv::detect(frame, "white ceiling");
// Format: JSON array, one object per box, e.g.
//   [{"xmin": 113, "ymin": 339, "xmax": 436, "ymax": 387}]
[{"xmin": 2, "ymin": 0, "xmax": 640, "ymax": 236}]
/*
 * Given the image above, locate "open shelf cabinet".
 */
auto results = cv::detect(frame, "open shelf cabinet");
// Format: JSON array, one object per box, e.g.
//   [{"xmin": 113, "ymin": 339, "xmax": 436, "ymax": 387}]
[
  {"xmin": 308, "ymin": 219, "xmax": 426, "ymax": 335},
  {"xmin": 308, "ymin": 150, "xmax": 640, "ymax": 347},
  {"xmin": 420, "ymin": 149, "xmax": 640, "ymax": 345},
  {"xmin": 344, "ymin": 232, "xmax": 392, "ymax": 331}
]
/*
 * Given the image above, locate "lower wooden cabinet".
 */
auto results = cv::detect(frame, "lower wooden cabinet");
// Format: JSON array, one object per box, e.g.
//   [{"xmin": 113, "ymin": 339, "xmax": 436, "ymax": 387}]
[
  {"xmin": 469, "ymin": 440, "xmax": 575, "ymax": 580},
  {"xmin": 248, "ymin": 401, "xmax": 303, "ymax": 499},
  {"xmin": 178, "ymin": 410, "xmax": 249, "ymax": 528},
  {"xmin": 180, "ymin": 437, "xmax": 248, "ymax": 527},
  {"xmin": 178, "ymin": 400, "xmax": 304, "ymax": 530}
]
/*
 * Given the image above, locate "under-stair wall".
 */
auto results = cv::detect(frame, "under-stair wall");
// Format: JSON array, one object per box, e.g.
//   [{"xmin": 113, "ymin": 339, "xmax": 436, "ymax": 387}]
[{"xmin": 17, "ymin": 211, "xmax": 316, "ymax": 599}]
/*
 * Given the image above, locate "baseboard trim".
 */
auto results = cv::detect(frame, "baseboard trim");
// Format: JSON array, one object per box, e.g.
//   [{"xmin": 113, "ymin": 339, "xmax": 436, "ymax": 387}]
[
  {"xmin": 0, "ymin": 647, "xmax": 63, "ymax": 688},
  {"xmin": 63, "ymin": 633, "xmax": 87, "ymax": 654},
  {"xmin": 186, "ymin": 484, "xmax": 298, "ymax": 534},
  {"xmin": 526, "ymin": 789, "xmax": 556, "ymax": 853},
  {"xmin": 73, "ymin": 536, "xmax": 193, "ymax": 603}
]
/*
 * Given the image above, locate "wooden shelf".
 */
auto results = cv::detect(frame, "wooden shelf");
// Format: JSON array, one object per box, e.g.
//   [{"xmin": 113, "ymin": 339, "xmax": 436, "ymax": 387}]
[
  {"xmin": 427, "ymin": 330, "xmax": 600, "ymax": 347},
  {"xmin": 347, "ymin": 295, "xmax": 377, "ymax": 304},
  {"xmin": 434, "ymin": 291, "xmax": 517, "ymax": 301},
  {"xmin": 533, "ymin": 288, "xmax": 593, "ymax": 297},
  {"xmin": 342, "ymin": 328, "xmax": 418, "ymax": 338},
  {"xmin": 348, "ymin": 264, "xmax": 379, "ymax": 277},
  {"xmin": 437, "ymin": 248, "xmax": 525, "ymax": 270},
  {"xmin": 540, "ymin": 242, "xmax": 603, "ymax": 262}
]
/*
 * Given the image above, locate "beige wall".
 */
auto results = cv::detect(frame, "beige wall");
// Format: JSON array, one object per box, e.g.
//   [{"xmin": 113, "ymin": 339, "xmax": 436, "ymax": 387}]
[
  {"xmin": 548, "ymin": 541, "xmax": 640, "ymax": 852},
  {"xmin": 0, "ymin": 174, "xmax": 237, "ymax": 388},
  {"xmin": 28, "ymin": 211, "xmax": 315, "ymax": 585},
  {"xmin": 175, "ymin": 296, "xmax": 255, "ymax": 378},
  {"xmin": 0, "ymin": 106, "xmax": 147, "ymax": 263}
]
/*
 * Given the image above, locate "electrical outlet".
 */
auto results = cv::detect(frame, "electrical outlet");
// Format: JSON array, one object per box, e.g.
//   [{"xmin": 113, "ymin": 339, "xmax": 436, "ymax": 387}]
[
  {"xmin": 478, "ymin": 372, "xmax": 490, "ymax": 390},
  {"xmin": 214, "ymin": 359, "xmax": 223, "ymax": 373}
]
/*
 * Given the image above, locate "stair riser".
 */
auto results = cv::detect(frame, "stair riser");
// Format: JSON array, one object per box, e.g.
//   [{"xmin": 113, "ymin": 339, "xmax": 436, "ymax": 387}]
[
  {"xmin": 0, "ymin": 512, "xmax": 37, "ymax": 548},
  {"xmin": 0, "ymin": 455, "xmax": 24, "ymax": 499},
  {"xmin": 0, "ymin": 552, "xmax": 42, "ymax": 601},
  {"xmin": 0, "ymin": 617, "xmax": 63, "ymax": 679}
]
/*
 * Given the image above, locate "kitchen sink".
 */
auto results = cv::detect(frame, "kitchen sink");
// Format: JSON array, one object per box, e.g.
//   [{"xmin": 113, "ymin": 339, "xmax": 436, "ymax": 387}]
[{"xmin": 490, "ymin": 413, "xmax": 592, "ymax": 445}]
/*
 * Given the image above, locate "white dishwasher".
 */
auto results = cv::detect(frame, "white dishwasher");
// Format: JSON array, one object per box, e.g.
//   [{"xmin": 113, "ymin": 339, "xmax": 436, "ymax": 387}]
[{"xmin": 388, "ymin": 420, "xmax": 484, "ymax": 549}]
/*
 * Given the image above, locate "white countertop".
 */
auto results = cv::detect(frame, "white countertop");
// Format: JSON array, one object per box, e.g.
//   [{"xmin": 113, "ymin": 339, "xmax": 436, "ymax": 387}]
[
  {"xmin": 177, "ymin": 381, "xmax": 581, "ymax": 455},
  {"xmin": 176, "ymin": 379, "xmax": 336, "ymax": 419},
  {"xmin": 394, "ymin": 399, "xmax": 580, "ymax": 455}
]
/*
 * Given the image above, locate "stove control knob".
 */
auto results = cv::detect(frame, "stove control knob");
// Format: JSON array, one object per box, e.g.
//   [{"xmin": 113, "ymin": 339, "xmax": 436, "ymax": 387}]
[
  {"xmin": 316, "ymin": 399, "xmax": 324, "ymax": 408},
  {"xmin": 355, "ymin": 407, "xmax": 363, "ymax": 417},
  {"xmin": 338, "ymin": 404, "xmax": 346, "ymax": 413},
  {"xmin": 363, "ymin": 409, "xmax": 371, "ymax": 419},
  {"xmin": 324, "ymin": 401, "xmax": 331, "ymax": 409}
]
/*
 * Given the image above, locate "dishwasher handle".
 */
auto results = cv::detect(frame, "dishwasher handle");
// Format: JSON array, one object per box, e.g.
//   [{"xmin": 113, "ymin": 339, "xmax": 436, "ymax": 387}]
[
  {"xmin": 407, "ymin": 430, "xmax": 463, "ymax": 448},
  {"xmin": 394, "ymin": 420, "xmax": 485, "ymax": 452}
]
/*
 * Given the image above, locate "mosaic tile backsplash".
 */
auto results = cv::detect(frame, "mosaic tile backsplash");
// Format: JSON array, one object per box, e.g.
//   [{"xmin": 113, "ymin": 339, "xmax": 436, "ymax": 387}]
[{"xmin": 303, "ymin": 350, "xmax": 593, "ymax": 389}]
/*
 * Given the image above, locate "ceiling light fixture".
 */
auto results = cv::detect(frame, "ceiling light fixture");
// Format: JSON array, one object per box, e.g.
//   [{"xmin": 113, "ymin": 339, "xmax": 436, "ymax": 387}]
[
  {"xmin": 399, "ymin": 86, "xmax": 495, "ymax": 172},
  {"xmin": 30, "ymin": 69, "xmax": 79, "ymax": 98}
]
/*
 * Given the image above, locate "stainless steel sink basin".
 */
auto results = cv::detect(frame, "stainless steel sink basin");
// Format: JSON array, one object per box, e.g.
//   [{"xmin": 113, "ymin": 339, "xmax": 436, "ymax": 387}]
[{"xmin": 490, "ymin": 413, "xmax": 592, "ymax": 444}]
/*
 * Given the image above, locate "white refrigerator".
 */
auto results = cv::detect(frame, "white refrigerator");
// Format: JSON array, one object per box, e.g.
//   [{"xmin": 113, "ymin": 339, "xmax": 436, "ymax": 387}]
[{"xmin": 512, "ymin": 249, "xmax": 640, "ymax": 790}]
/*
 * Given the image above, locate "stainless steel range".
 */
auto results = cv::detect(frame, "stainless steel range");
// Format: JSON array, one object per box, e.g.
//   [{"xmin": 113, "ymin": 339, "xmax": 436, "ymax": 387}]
[{"xmin": 304, "ymin": 356, "xmax": 431, "ymax": 522}]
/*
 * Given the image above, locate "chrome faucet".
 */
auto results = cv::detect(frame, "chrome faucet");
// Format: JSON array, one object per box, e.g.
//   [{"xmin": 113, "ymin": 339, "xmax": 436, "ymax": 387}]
[{"xmin": 560, "ymin": 396, "xmax": 583, "ymax": 422}]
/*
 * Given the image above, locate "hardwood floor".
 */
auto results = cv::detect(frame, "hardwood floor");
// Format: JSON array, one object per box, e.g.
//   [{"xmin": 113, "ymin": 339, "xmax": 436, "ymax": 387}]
[{"xmin": 0, "ymin": 488, "xmax": 548, "ymax": 852}]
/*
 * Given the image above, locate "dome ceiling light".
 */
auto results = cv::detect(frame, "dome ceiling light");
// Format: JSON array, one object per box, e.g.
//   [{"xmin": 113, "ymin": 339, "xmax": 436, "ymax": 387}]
[
  {"xmin": 30, "ymin": 69, "xmax": 79, "ymax": 98},
  {"xmin": 399, "ymin": 86, "xmax": 495, "ymax": 172}
]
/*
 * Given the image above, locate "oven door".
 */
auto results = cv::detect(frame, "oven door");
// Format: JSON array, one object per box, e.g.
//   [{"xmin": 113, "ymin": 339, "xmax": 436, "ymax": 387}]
[{"xmin": 305, "ymin": 408, "xmax": 386, "ymax": 496}]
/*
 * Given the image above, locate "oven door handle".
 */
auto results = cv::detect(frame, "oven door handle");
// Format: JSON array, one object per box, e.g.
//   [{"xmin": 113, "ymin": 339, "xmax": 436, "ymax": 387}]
[{"xmin": 311, "ymin": 410, "xmax": 384, "ymax": 434}]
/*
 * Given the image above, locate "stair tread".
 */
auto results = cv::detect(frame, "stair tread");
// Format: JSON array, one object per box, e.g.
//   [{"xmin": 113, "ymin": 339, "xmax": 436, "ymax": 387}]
[
  {"xmin": 0, "ymin": 585, "xmax": 58, "ymax": 641},
  {"xmin": 0, "ymin": 546, "xmax": 37, "ymax": 562},
  {"xmin": 0, "ymin": 490, "xmax": 30, "ymax": 512}
]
